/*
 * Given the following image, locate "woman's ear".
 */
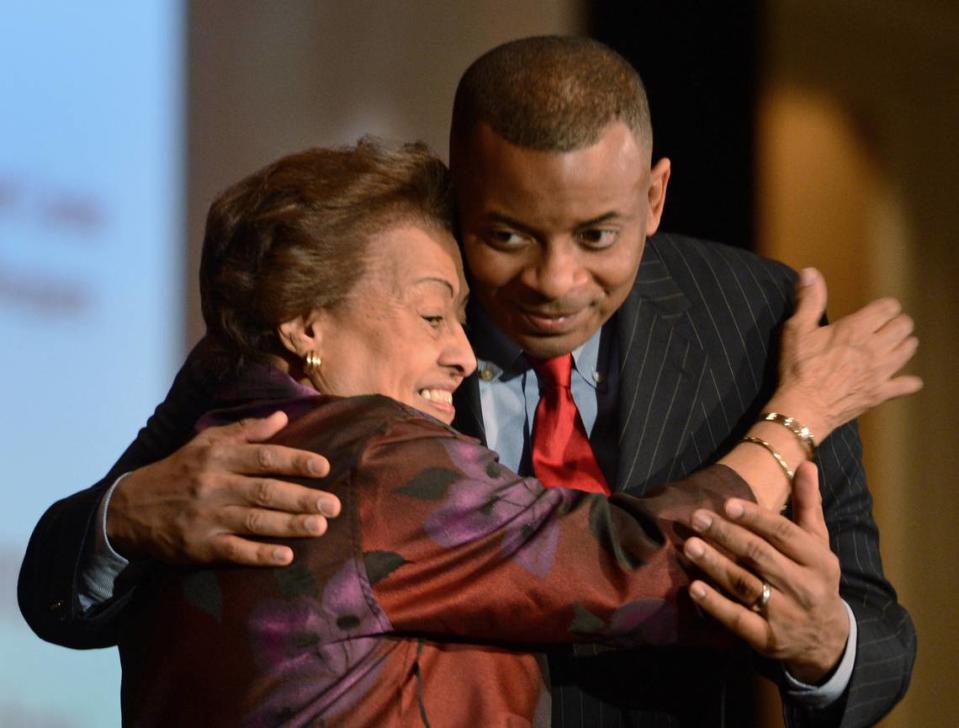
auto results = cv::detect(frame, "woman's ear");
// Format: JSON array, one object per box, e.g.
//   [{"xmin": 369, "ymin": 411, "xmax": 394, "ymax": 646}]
[{"xmin": 276, "ymin": 309, "xmax": 325, "ymax": 359}]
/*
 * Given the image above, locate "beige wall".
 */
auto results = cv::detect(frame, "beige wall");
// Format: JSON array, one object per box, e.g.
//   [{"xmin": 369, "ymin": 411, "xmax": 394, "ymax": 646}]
[
  {"xmin": 758, "ymin": 1, "xmax": 959, "ymax": 724},
  {"xmin": 186, "ymin": 0, "xmax": 584, "ymax": 342}
]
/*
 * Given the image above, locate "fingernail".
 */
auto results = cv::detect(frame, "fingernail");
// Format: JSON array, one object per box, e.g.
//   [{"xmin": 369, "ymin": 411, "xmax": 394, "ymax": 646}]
[
  {"xmin": 691, "ymin": 512, "xmax": 712, "ymax": 532},
  {"xmin": 799, "ymin": 267, "xmax": 817, "ymax": 286},
  {"xmin": 690, "ymin": 583, "xmax": 706, "ymax": 600},
  {"xmin": 319, "ymin": 499, "xmax": 338, "ymax": 517},
  {"xmin": 305, "ymin": 516, "xmax": 323, "ymax": 533},
  {"xmin": 273, "ymin": 548, "xmax": 291, "ymax": 564},
  {"xmin": 308, "ymin": 458, "xmax": 323, "ymax": 475},
  {"xmin": 726, "ymin": 501, "xmax": 745, "ymax": 519},
  {"xmin": 685, "ymin": 539, "xmax": 705, "ymax": 558}
]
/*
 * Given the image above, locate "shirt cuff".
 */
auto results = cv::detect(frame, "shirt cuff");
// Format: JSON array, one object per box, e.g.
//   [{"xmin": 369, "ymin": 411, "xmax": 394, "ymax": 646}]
[
  {"xmin": 77, "ymin": 474, "xmax": 132, "ymax": 611},
  {"xmin": 782, "ymin": 600, "xmax": 857, "ymax": 708}
]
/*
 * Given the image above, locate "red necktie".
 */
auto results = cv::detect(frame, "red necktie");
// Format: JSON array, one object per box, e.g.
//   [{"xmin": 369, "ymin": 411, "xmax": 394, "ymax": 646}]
[{"xmin": 529, "ymin": 354, "xmax": 610, "ymax": 494}]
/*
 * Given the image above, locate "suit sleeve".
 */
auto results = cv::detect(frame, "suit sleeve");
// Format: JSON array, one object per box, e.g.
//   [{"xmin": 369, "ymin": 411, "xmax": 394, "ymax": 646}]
[
  {"xmin": 783, "ymin": 420, "xmax": 916, "ymax": 728},
  {"xmin": 354, "ymin": 417, "xmax": 755, "ymax": 647},
  {"xmin": 730, "ymin": 252, "xmax": 917, "ymax": 727},
  {"xmin": 732, "ymin": 255, "xmax": 915, "ymax": 727},
  {"xmin": 17, "ymin": 342, "xmax": 216, "ymax": 649}
]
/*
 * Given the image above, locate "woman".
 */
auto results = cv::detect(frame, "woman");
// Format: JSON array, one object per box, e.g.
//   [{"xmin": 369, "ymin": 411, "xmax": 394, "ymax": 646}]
[{"xmin": 118, "ymin": 140, "xmax": 915, "ymax": 726}]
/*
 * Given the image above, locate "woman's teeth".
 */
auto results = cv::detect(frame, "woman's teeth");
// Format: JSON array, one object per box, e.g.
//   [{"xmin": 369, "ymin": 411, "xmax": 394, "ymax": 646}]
[{"xmin": 419, "ymin": 388, "xmax": 452, "ymax": 404}]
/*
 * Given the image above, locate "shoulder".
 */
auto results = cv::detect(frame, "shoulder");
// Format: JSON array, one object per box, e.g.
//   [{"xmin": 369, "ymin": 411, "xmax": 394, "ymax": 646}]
[
  {"xmin": 647, "ymin": 233, "xmax": 795, "ymax": 290},
  {"xmin": 278, "ymin": 396, "xmax": 516, "ymax": 521},
  {"xmin": 275, "ymin": 394, "xmax": 470, "ymax": 460},
  {"xmin": 642, "ymin": 233, "xmax": 797, "ymax": 326}
]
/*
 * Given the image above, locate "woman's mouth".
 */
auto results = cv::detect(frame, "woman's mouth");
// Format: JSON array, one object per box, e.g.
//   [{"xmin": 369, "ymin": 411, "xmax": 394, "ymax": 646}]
[{"xmin": 417, "ymin": 388, "xmax": 455, "ymax": 420}]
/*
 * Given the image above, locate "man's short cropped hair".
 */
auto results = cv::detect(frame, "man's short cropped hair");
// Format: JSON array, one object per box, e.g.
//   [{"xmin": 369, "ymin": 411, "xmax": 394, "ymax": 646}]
[{"xmin": 450, "ymin": 35, "xmax": 652, "ymax": 153}]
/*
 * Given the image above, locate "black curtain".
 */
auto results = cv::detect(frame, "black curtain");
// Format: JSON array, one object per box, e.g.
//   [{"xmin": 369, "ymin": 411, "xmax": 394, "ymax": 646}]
[{"xmin": 591, "ymin": 2, "xmax": 760, "ymax": 250}]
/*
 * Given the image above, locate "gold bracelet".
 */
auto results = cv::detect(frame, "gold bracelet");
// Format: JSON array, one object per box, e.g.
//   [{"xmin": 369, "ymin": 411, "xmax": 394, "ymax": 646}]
[
  {"xmin": 742, "ymin": 435, "xmax": 794, "ymax": 481},
  {"xmin": 760, "ymin": 412, "xmax": 817, "ymax": 456}
]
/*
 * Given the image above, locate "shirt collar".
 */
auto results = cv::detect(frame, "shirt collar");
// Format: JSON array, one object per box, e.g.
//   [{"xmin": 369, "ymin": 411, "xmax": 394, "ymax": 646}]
[{"xmin": 470, "ymin": 302, "xmax": 604, "ymax": 388}]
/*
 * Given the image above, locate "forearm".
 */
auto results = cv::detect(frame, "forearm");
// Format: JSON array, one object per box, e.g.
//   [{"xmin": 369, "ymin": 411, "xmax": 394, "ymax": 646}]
[
  {"xmin": 17, "ymin": 342, "xmax": 215, "ymax": 647},
  {"xmin": 356, "ymin": 417, "xmax": 755, "ymax": 647},
  {"xmin": 18, "ymin": 479, "xmax": 125, "ymax": 648},
  {"xmin": 78, "ymin": 476, "xmax": 131, "ymax": 610},
  {"xmin": 781, "ymin": 601, "xmax": 856, "ymax": 706},
  {"xmin": 718, "ymin": 389, "xmax": 833, "ymax": 512},
  {"xmin": 782, "ymin": 602, "xmax": 914, "ymax": 728},
  {"xmin": 783, "ymin": 422, "xmax": 916, "ymax": 727}
]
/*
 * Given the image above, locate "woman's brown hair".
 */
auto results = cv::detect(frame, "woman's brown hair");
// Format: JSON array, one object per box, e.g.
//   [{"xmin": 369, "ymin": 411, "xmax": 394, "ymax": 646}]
[{"xmin": 199, "ymin": 138, "xmax": 452, "ymax": 371}]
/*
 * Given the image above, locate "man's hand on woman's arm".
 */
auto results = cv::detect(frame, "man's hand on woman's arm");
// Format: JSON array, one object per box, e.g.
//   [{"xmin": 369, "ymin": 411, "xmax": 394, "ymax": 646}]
[
  {"xmin": 107, "ymin": 411, "xmax": 340, "ymax": 567},
  {"xmin": 683, "ymin": 462, "xmax": 851, "ymax": 685}
]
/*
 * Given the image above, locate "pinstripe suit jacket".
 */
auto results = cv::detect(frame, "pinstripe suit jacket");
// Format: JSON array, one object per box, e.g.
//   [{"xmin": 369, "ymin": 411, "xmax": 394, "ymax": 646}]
[{"xmin": 452, "ymin": 234, "xmax": 915, "ymax": 728}]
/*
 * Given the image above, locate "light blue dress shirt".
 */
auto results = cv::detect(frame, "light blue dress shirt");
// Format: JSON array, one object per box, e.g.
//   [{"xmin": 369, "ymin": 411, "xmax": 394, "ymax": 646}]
[{"xmin": 470, "ymin": 306, "xmax": 618, "ymax": 481}]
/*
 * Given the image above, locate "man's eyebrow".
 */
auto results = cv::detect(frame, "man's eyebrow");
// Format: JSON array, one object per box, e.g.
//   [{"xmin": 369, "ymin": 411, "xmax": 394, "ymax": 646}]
[
  {"xmin": 576, "ymin": 211, "xmax": 625, "ymax": 227},
  {"xmin": 486, "ymin": 210, "xmax": 625, "ymax": 231},
  {"xmin": 485, "ymin": 212, "xmax": 538, "ymax": 234}
]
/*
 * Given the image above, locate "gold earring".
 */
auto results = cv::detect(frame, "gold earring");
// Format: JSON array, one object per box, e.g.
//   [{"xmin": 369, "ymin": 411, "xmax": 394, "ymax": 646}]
[{"xmin": 305, "ymin": 351, "xmax": 322, "ymax": 371}]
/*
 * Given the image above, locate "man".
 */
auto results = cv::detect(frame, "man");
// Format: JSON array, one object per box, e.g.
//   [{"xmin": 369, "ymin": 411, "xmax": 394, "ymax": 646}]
[{"xmin": 20, "ymin": 37, "xmax": 914, "ymax": 726}]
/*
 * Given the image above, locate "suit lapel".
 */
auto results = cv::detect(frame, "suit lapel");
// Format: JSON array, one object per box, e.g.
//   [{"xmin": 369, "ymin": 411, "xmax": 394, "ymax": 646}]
[
  {"xmin": 452, "ymin": 373, "xmax": 486, "ymax": 444},
  {"xmin": 613, "ymin": 240, "xmax": 707, "ymax": 494}
]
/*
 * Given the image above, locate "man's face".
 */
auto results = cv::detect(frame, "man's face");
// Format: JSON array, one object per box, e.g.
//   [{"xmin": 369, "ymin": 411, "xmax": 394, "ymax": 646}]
[{"xmin": 453, "ymin": 121, "xmax": 670, "ymax": 358}]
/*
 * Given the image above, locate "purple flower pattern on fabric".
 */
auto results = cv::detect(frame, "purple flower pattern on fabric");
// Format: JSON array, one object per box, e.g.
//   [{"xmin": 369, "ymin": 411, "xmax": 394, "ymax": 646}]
[
  {"xmin": 245, "ymin": 559, "xmax": 387, "ymax": 726},
  {"xmin": 420, "ymin": 439, "xmax": 578, "ymax": 578},
  {"xmin": 570, "ymin": 598, "xmax": 678, "ymax": 646},
  {"xmin": 607, "ymin": 598, "xmax": 679, "ymax": 645}
]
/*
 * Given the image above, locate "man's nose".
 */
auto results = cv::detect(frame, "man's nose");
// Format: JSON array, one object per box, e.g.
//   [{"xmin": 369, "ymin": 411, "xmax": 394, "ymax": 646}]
[{"xmin": 521, "ymin": 240, "xmax": 585, "ymax": 300}]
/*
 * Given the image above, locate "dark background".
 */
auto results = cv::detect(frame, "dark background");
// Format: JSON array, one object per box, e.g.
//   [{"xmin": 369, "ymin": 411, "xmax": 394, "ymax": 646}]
[{"xmin": 593, "ymin": 1, "xmax": 759, "ymax": 249}]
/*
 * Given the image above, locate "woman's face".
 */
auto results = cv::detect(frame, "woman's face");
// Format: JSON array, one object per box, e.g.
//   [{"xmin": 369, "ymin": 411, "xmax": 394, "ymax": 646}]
[{"xmin": 307, "ymin": 223, "xmax": 476, "ymax": 424}]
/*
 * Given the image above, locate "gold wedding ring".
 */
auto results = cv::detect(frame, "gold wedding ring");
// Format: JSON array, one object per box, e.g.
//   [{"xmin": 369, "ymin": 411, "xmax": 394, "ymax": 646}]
[{"xmin": 751, "ymin": 581, "xmax": 772, "ymax": 613}]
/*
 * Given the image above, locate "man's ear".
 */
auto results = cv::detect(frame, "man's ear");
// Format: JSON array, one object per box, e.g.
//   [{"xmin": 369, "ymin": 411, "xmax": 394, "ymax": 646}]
[
  {"xmin": 276, "ymin": 309, "xmax": 325, "ymax": 359},
  {"xmin": 645, "ymin": 157, "xmax": 671, "ymax": 237}
]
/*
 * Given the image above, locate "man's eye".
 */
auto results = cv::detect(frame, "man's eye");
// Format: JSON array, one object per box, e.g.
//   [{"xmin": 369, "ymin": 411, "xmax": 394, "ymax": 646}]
[
  {"xmin": 578, "ymin": 229, "xmax": 618, "ymax": 248},
  {"xmin": 486, "ymin": 230, "xmax": 527, "ymax": 248},
  {"xmin": 422, "ymin": 315, "xmax": 444, "ymax": 327}
]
